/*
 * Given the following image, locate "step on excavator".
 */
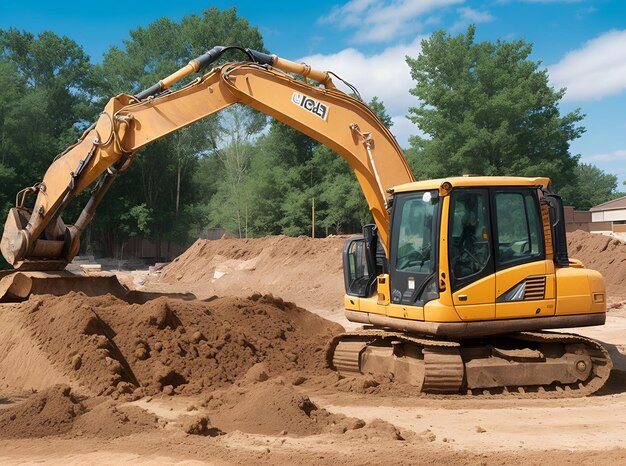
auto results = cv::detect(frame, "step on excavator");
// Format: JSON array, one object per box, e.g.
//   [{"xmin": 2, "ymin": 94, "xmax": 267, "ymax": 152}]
[{"xmin": 0, "ymin": 46, "xmax": 612, "ymax": 395}]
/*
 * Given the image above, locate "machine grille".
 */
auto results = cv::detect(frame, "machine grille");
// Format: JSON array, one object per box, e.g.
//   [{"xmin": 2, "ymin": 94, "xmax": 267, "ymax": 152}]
[{"xmin": 523, "ymin": 276, "xmax": 546, "ymax": 300}]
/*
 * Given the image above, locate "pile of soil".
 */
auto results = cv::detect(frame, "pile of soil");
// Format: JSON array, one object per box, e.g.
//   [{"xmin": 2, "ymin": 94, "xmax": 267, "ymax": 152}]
[
  {"xmin": 204, "ymin": 378, "xmax": 376, "ymax": 437},
  {"xmin": 193, "ymin": 376, "xmax": 406, "ymax": 440},
  {"xmin": 0, "ymin": 385, "xmax": 83, "ymax": 438},
  {"xmin": 16, "ymin": 292, "xmax": 342, "ymax": 398},
  {"xmin": 568, "ymin": 230, "xmax": 626, "ymax": 297},
  {"xmin": 0, "ymin": 385, "xmax": 158, "ymax": 439},
  {"xmin": 158, "ymin": 235, "xmax": 347, "ymax": 311},
  {"xmin": 72, "ymin": 399, "xmax": 159, "ymax": 438}
]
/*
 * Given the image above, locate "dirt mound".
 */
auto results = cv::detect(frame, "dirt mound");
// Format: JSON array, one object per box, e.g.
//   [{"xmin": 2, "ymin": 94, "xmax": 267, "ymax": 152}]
[
  {"xmin": 16, "ymin": 292, "xmax": 341, "ymax": 398},
  {"xmin": 0, "ymin": 385, "xmax": 158, "ymax": 439},
  {"xmin": 72, "ymin": 398, "xmax": 159, "ymax": 438},
  {"xmin": 158, "ymin": 235, "xmax": 347, "ymax": 311},
  {"xmin": 343, "ymin": 418, "xmax": 409, "ymax": 441},
  {"xmin": 568, "ymin": 230, "xmax": 626, "ymax": 297},
  {"xmin": 181, "ymin": 414, "xmax": 222, "ymax": 436},
  {"xmin": 205, "ymin": 378, "xmax": 366, "ymax": 436},
  {"xmin": 0, "ymin": 306, "xmax": 68, "ymax": 394},
  {"xmin": 0, "ymin": 385, "xmax": 84, "ymax": 438}
]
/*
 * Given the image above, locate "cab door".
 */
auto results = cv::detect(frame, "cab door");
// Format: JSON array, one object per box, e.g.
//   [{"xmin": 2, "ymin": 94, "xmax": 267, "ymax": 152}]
[
  {"xmin": 492, "ymin": 189, "xmax": 556, "ymax": 319},
  {"xmin": 448, "ymin": 189, "xmax": 495, "ymax": 321}
]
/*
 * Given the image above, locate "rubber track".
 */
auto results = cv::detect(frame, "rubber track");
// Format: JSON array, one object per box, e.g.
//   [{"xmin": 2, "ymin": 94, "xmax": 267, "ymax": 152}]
[
  {"xmin": 327, "ymin": 329, "xmax": 613, "ymax": 398},
  {"xmin": 499, "ymin": 330, "xmax": 614, "ymax": 398}
]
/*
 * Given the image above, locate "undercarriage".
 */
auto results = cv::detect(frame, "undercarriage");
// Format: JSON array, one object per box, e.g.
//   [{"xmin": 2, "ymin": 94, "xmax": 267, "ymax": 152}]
[{"xmin": 328, "ymin": 328, "xmax": 613, "ymax": 396}]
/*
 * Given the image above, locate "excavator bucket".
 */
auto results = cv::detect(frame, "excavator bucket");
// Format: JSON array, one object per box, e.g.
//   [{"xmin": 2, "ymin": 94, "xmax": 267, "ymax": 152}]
[
  {"xmin": 0, "ymin": 270, "xmax": 131, "ymax": 303},
  {"xmin": 0, "ymin": 270, "xmax": 196, "ymax": 304}
]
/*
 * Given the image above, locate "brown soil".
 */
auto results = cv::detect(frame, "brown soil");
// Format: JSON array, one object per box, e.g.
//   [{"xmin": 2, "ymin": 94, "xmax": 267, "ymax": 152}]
[
  {"xmin": 0, "ymin": 385, "xmax": 84, "ymax": 438},
  {"xmin": 206, "ymin": 378, "xmax": 367, "ymax": 437},
  {"xmin": 0, "ymin": 384, "xmax": 158, "ymax": 440},
  {"xmin": 158, "ymin": 235, "xmax": 347, "ymax": 312},
  {"xmin": 71, "ymin": 397, "xmax": 159, "ymax": 439},
  {"xmin": 568, "ymin": 230, "xmax": 626, "ymax": 298},
  {"xmin": 0, "ymin": 233, "xmax": 624, "ymax": 464},
  {"xmin": 12, "ymin": 292, "xmax": 341, "ymax": 398}
]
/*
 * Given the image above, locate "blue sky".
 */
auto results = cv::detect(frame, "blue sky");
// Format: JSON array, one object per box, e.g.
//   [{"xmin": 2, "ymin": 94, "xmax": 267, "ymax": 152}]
[{"xmin": 1, "ymin": 0, "xmax": 625, "ymax": 186}]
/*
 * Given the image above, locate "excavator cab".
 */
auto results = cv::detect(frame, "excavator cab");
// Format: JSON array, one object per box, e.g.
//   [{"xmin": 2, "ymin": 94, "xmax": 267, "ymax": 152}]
[{"xmin": 343, "ymin": 177, "xmax": 606, "ymax": 335}]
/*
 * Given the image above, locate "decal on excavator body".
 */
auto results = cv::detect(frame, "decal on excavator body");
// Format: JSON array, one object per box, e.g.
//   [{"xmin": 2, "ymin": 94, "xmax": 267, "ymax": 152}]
[{"xmin": 291, "ymin": 92, "xmax": 328, "ymax": 120}]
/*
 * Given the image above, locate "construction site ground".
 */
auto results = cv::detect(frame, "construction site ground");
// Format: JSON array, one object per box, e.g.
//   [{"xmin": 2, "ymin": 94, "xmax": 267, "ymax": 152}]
[{"xmin": 0, "ymin": 231, "xmax": 625, "ymax": 465}]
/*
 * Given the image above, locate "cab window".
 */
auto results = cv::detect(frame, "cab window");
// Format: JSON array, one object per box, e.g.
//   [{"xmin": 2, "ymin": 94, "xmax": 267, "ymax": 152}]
[
  {"xmin": 395, "ymin": 194, "xmax": 436, "ymax": 274},
  {"xmin": 448, "ymin": 189, "xmax": 493, "ymax": 291},
  {"xmin": 493, "ymin": 190, "xmax": 544, "ymax": 269}
]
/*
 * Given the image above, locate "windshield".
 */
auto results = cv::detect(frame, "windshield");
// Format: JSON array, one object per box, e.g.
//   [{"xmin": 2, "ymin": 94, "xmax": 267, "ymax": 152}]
[
  {"xmin": 390, "ymin": 190, "xmax": 440, "ymax": 305},
  {"xmin": 395, "ymin": 191, "xmax": 437, "ymax": 274}
]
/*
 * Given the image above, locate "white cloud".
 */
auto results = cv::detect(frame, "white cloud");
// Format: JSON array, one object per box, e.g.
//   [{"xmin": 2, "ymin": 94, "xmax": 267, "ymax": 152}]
[
  {"xmin": 451, "ymin": 7, "xmax": 495, "ymax": 31},
  {"xmin": 549, "ymin": 29, "xmax": 626, "ymax": 102},
  {"xmin": 391, "ymin": 114, "xmax": 426, "ymax": 147},
  {"xmin": 584, "ymin": 149, "xmax": 626, "ymax": 163},
  {"xmin": 498, "ymin": 0, "xmax": 583, "ymax": 3},
  {"xmin": 457, "ymin": 6, "xmax": 494, "ymax": 22},
  {"xmin": 299, "ymin": 36, "xmax": 425, "ymax": 147},
  {"xmin": 319, "ymin": 0, "xmax": 463, "ymax": 44}
]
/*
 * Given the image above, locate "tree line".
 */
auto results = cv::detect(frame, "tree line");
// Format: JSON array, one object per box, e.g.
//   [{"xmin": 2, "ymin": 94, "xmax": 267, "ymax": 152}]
[{"xmin": 0, "ymin": 9, "xmax": 621, "ymax": 263}]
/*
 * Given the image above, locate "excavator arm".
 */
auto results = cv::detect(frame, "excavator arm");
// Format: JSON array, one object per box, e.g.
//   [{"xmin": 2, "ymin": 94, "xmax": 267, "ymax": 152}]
[{"xmin": 1, "ymin": 47, "xmax": 414, "ymax": 270}]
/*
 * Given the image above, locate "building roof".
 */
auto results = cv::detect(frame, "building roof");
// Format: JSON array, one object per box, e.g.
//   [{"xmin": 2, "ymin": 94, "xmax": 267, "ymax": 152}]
[{"xmin": 590, "ymin": 195, "xmax": 626, "ymax": 212}]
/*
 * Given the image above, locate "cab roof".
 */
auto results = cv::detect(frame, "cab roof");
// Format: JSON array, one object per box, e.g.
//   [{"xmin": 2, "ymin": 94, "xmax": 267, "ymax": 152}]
[{"xmin": 392, "ymin": 176, "xmax": 551, "ymax": 194}]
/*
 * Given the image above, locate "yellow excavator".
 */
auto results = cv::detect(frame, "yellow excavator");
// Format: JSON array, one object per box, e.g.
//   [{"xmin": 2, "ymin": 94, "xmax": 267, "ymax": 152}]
[{"xmin": 0, "ymin": 46, "xmax": 612, "ymax": 395}]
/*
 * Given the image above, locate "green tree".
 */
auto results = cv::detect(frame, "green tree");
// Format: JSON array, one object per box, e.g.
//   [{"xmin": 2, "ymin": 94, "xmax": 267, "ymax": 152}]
[
  {"xmin": 406, "ymin": 26, "xmax": 584, "ymax": 190},
  {"xmin": 245, "ymin": 120, "xmax": 317, "ymax": 236},
  {"xmin": 207, "ymin": 105, "xmax": 267, "ymax": 237},
  {"xmin": 368, "ymin": 96, "xmax": 393, "ymax": 129},
  {"xmin": 243, "ymin": 95, "xmax": 392, "ymax": 237},
  {"xmin": 91, "ymin": 7, "xmax": 265, "ymax": 257},
  {"xmin": 311, "ymin": 96, "xmax": 391, "ymax": 235},
  {"xmin": 0, "ymin": 29, "xmax": 94, "ymax": 228},
  {"xmin": 0, "ymin": 60, "xmax": 24, "ymax": 214},
  {"xmin": 313, "ymin": 145, "xmax": 370, "ymax": 235},
  {"xmin": 559, "ymin": 163, "xmax": 618, "ymax": 210}
]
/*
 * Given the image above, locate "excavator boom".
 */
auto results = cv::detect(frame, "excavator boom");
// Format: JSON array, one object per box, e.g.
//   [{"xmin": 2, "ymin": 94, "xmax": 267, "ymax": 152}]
[{"xmin": 1, "ymin": 47, "xmax": 413, "ymax": 271}]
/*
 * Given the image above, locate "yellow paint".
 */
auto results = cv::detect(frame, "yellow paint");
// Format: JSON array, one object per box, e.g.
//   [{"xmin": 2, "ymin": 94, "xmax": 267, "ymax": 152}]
[
  {"xmin": 393, "ymin": 176, "xmax": 551, "ymax": 194},
  {"xmin": 437, "ymin": 196, "xmax": 453, "ymax": 306},
  {"xmin": 386, "ymin": 302, "xmax": 424, "ymax": 320},
  {"xmin": 359, "ymin": 295, "xmax": 385, "ymax": 315},
  {"xmin": 545, "ymin": 260, "xmax": 555, "ymax": 299},
  {"xmin": 453, "ymin": 274, "xmax": 496, "ymax": 320},
  {"xmin": 344, "ymin": 295, "xmax": 359, "ymax": 312},
  {"xmin": 555, "ymin": 267, "xmax": 606, "ymax": 315},
  {"xmin": 424, "ymin": 300, "xmax": 462, "ymax": 322},
  {"xmin": 376, "ymin": 274, "xmax": 390, "ymax": 305},
  {"xmin": 495, "ymin": 261, "xmax": 555, "ymax": 319}
]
